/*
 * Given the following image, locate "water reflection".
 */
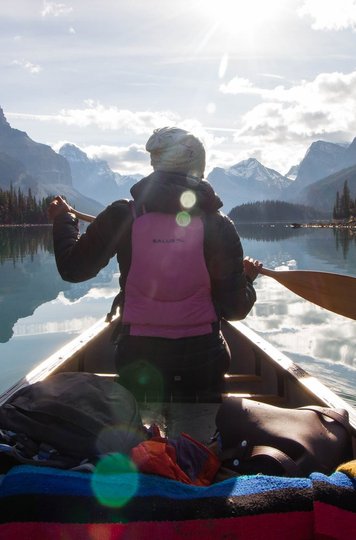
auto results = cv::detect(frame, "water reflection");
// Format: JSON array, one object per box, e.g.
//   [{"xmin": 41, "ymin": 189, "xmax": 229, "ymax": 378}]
[
  {"xmin": 236, "ymin": 223, "xmax": 356, "ymax": 263},
  {"xmin": 1, "ymin": 224, "xmax": 355, "ymax": 407},
  {"xmin": 236, "ymin": 223, "xmax": 356, "ymax": 276},
  {"xmin": 244, "ymin": 269, "xmax": 356, "ymax": 407},
  {"xmin": 0, "ymin": 226, "xmax": 54, "ymax": 264},
  {"xmin": 236, "ymin": 223, "xmax": 313, "ymax": 242},
  {"xmin": 0, "ymin": 226, "xmax": 116, "ymax": 343},
  {"xmin": 333, "ymin": 228, "xmax": 356, "ymax": 260},
  {"xmin": 234, "ymin": 224, "xmax": 356, "ymax": 407}
]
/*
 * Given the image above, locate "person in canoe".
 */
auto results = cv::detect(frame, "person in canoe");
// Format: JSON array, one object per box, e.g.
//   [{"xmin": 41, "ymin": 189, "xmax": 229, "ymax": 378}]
[{"xmin": 48, "ymin": 127, "xmax": 262, "ymax": 400}]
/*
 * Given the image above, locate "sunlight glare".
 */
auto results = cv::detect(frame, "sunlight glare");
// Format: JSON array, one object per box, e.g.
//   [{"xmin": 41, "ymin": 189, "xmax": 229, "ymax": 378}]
[{"xmin": 199, "ymin": 0, "xmax": 284, "ymax": 33}]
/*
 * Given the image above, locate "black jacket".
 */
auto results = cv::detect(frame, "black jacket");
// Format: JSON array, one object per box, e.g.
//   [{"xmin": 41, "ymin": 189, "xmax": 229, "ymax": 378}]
[{"xmin": 53, "ymin": 172, "xmax": 256, "ymax": 322}]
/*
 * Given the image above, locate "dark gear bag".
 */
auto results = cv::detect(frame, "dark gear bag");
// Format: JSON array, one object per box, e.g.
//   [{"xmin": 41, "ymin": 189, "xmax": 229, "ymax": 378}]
[
  {"xmin": 0, "ymin": 372, "xmax": 147, "ymax": 469},
  {"xmin": 215, "ymin": 397, "xmax": 352, "ymax": 477}
]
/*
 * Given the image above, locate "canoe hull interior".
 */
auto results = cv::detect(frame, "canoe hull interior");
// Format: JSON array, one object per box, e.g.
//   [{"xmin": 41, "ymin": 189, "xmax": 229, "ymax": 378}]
[{"xmin": 0, "ymin": 318, "xmax": 355, "ymax": 453}]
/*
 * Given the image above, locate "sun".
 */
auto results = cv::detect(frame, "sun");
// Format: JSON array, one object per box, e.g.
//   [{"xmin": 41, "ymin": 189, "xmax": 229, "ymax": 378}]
[{"xmin": 195, "ymin": 0, "xmax": 285, "ymax": 35}]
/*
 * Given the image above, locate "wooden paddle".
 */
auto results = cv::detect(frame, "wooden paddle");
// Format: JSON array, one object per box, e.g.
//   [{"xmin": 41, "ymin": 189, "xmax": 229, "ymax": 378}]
[
  {"xmin": 70, "ymin": 209, "xmax": 356, "ymax": 320},
  {"xmin": 260, "ymin": 267, "xmax": 356, "ymax": 320},
  {"xmin": 72, "ymin": 209, "xmax": 96, "ymax": 223}
]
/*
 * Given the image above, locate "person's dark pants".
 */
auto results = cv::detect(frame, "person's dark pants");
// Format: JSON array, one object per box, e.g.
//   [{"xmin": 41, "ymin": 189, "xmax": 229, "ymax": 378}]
[{"xmin": 114, "ymin": 331, "xmax": 230, "ymax": 402}]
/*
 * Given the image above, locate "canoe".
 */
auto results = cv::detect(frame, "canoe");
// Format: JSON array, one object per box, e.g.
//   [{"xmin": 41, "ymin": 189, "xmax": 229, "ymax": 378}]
[
  {"xmin": 1, "ymin": 317, "xmax": 355, "ymax": 446},
  {"xmin": 0, "ymin": 317, "xmax": 355, "ymax": 539},
  {"xmin": 1, "ymin": 316, "xmax": 356, "ymax": 435}
]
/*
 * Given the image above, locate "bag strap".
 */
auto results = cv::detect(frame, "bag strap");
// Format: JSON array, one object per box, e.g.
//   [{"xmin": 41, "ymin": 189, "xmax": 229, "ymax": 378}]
[
  {"xmin": 130, "ymin": 200, "xmax": 146, "ymax": 218},
  {"xmin": 129, "ymin": 200, "xmax": 137, "ymax": 219},
  {"xmin": 298, "ymin": 406, "xmax": 351, "ymax": 433},
  {"xmin": 250, "ymin": 445, "xmax": 302, "ymax": 477},
  {"xmin": 106, "ymin": 200, "xmax": 139, "ymax": 323},
  {"xmin": 219, "ymin": 443, "xmax": 302, "ymax": 477}
]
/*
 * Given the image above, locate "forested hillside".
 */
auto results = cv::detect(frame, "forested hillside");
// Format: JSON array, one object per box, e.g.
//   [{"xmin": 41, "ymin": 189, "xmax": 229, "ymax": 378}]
[
  {"xmin": 0, "ymin": 186, "xmax": 52, "ymax": 224},
  {"xmin": 229, "ymin": 200, "xmax": 329, "ymax": 223}
]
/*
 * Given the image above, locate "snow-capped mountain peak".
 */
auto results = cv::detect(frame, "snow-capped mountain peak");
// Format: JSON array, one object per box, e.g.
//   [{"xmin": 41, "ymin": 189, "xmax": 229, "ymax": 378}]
[
  {"xmin": 59, "ymin": 143, "xmax": 143, "ymax": 206},
  {"xmin": 207, "ymin": 158, "xmax": 292, "ymax": 211},
  {"xmin": 226, "ymin": 158, "xmax": 291, "ymax": 187}
]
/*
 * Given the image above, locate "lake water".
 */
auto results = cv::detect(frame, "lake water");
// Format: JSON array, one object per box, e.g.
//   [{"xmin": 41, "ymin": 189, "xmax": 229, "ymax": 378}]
[{"xmin": 0, "ymin": 224, "xmax": 355, "ymax": 407}]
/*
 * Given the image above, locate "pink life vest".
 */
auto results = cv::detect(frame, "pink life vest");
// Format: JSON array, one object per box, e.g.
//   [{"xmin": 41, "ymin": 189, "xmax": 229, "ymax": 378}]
[{"xmin": 122, "ymin": 212, "xmax": 217, "ymax": 338}]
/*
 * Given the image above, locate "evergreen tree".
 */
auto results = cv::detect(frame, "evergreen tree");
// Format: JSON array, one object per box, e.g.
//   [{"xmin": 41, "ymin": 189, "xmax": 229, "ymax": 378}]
[
  {"xmin": 229, "ymin": 200, "xmax": 326, "ymax": 223},
  {"xmin": 333, "ymin": 191, "xmax": 340, "ymax": 220},
  {"xmin": 333, "ymin": 180, "xmax": 355, "ymax": 220},
  {"xmin": 0, "ymin": 187, "xmax": 53, "ymax": 225},
  {"xmin": 340, "ymin": 180, "xmax": 351, "ymax": 219}
]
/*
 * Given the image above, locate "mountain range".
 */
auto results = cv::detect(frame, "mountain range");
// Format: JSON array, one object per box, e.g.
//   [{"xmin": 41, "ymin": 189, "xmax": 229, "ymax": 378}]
[
  {"xmin": 207, "ymin": 159, "xmax": 293, "ymax": 209},
  {"xmin": 0, "ymin": 107, "xmax": 105, "ymax": 215},
  {"xmin": 1, "ymin": 105, "xmax": 356, "ymax": 216},
  {"xmin": 59, "ymin": 144, "xmax": 143, "ymax": 206},
  {"xmin": 207, "ymin": 139, "xmax": 356, "ymax": 211}
]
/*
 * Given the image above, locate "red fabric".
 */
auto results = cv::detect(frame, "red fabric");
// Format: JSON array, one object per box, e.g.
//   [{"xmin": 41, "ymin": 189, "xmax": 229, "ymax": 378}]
[
  {"xmin": 132, "ymin": 439, "xmax": 191, "ymax": 483},
  {"xmin": 314, "ymin": 502, "xmax": 356, "ymax": 539},
  {"xmin": 131, "ymin": 434, "xmax": 220, "ymax": 486},
  {"xmin": 0, "ymin": 512, "xmax": 314, "ymax": 540}
]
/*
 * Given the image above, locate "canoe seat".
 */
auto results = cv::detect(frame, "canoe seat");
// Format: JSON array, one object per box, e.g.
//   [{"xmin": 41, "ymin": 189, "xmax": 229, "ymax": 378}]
[
  {"xmin": 224, "ymin": 373, "xmax": 264, "ymax": 395},
  {"xmin": 94, "ymin": 373, "xmax": 118, "ymax": 378},
  {"xmin": 221, "ymin": 392, "xmax": 286, "ymax": 405},
  {"xmin": 224, "ymin": 373, "xmax": 262, "ymax": 384}
]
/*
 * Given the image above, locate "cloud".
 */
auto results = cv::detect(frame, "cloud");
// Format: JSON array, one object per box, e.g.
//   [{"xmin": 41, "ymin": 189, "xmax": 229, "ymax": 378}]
[
  {"xmin": 7, "ymin": 98, "xmax": 295, "ymax": 174},
  {"xmin": 260, "ymin": 73, "xmax": 286, "ymax": 81},
  {"xmin": 219, "ymin": 70, "xmax": 356, "ymax": 152},
  {"xmin": 50, "ymin": 126, "xmax": 226, "ymax": 175},
  {"xmin": 11, "ymin": 99, "xmax": 222, "ymax": 153},
  {"xmin": 81, "ymin": 139, "xmax": 231, "ymax": 176},
  {"xmin": 298, "ymin": 0, "xmax": 356, "ymax": 31},
  {"xmin": 83, "ymin": 143, "xmax": 150, "ymax": 174},
  {"xmin": 220, "ymin": 76, "xmax": 256, "ymax": 95},
  {"xmin": 81, "ymin": 136, "xmax": 226, "ymax": 175},
  {"xmin": 12, "ymin": 60, "xmax": 42, "ymax": 74},
  {"xmin": 51, "ymin": 139, "xmax": 150, "ymax": 174},
  {"xmin": 250, "ymin": 78, "xmax": 355, "ymax": 137},
  {"xmin": 41, "ymin": 0, "xmax": 73, "ymax": 17},
  {"xmin": 221, "ymin": 71, "xmax": 356, "ymax": 108},
  {"xmin": 12, "ymin": 101, "xmax": 180, "ymax": 135}
]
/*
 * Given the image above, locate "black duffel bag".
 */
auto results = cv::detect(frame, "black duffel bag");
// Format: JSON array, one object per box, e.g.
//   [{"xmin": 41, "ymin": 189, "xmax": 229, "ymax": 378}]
[
  {"xmin": 0, "ymin": 372, "xmax": 147, "ymax": 468},
  {"xmin": 215, "ymin": 397, "xmax": 353, "ymax": 477}
]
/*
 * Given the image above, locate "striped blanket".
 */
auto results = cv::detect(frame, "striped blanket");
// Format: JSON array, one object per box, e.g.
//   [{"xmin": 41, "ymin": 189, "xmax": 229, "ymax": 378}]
[{"xmin": 0, "ymin": 464, "xmax": 355, "ymax": 539}]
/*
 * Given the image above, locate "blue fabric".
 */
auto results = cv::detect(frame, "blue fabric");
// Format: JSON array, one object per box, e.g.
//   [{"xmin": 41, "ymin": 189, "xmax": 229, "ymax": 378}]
[
  {"xmin": 0, "ymin": 464, "xmax": 312, "ymax": 499},
  {"xmin": 0, "ymin": 464, "xmax": 355, "ymax": 537},
  {"xmin": 310, "ymin": 470, "xmax": 356, "ymax": 488}
]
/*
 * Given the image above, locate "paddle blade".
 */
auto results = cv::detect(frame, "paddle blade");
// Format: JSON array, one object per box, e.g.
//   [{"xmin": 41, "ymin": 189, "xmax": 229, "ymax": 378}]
[{"xmin": 260, "ymin": 268, "xmax": 356, "ymax": 320}]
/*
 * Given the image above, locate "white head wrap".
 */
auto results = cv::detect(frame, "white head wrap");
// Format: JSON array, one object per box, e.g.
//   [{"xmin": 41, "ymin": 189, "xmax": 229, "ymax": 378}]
[{"xmin": 146, "ymin": 127, "xmax": 206, "ymax": 178}]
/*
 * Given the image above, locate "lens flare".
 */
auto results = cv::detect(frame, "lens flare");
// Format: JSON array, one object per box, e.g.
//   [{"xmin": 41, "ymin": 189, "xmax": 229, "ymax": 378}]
[
  {"xmin": 91, "ymin": 453, "xmax": 139, "ymax": 508},
  {"xmin": 95, "ymin": 424, "xmax": 144, "ymax": 456},
  {"xmin": 176, "ymin": 211, "xmax": 191, "ymax": 227},
  {"xmin": 180, "ymin": 190, "xmax": 196, "ymax": 209},
  {"xmin": 119, "ymin": 359, "xmax": 165, "ymax": 402}
]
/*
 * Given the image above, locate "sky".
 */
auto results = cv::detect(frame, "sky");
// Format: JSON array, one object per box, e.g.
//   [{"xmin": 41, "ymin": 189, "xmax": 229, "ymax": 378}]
[{"xmin": 2, "ymin": 0, "xmax": 356, "ymax": 177}]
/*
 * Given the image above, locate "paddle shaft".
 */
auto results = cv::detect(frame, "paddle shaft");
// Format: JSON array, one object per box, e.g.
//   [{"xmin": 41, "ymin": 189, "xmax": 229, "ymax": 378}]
[
  {"xmin": 72, "ymin": 209, "xmax": 96, "ymax": 223},
  {"xmin": 260, "ymin": 267, "xmax": 356, "ymax": 320},
  {"xmin": 70, "ymin": 209, "xmax": 356, "ymax": 320}
]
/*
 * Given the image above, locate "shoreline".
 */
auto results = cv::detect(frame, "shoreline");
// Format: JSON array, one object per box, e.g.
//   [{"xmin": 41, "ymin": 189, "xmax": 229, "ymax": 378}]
[
  {"xmin": 1, "ymin": 221, "xmax": 356, "ymax": 231},
  {"xmin": 232, "ymin": 219, "xmax": 356, "ymax": 229},
  {"xmin": 293, "ymin": 222, "xmax": 356, "ymax": 230},
  {"xmin": 0, "ymin": 223, "xmax": 52, "ymax": 228}
]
